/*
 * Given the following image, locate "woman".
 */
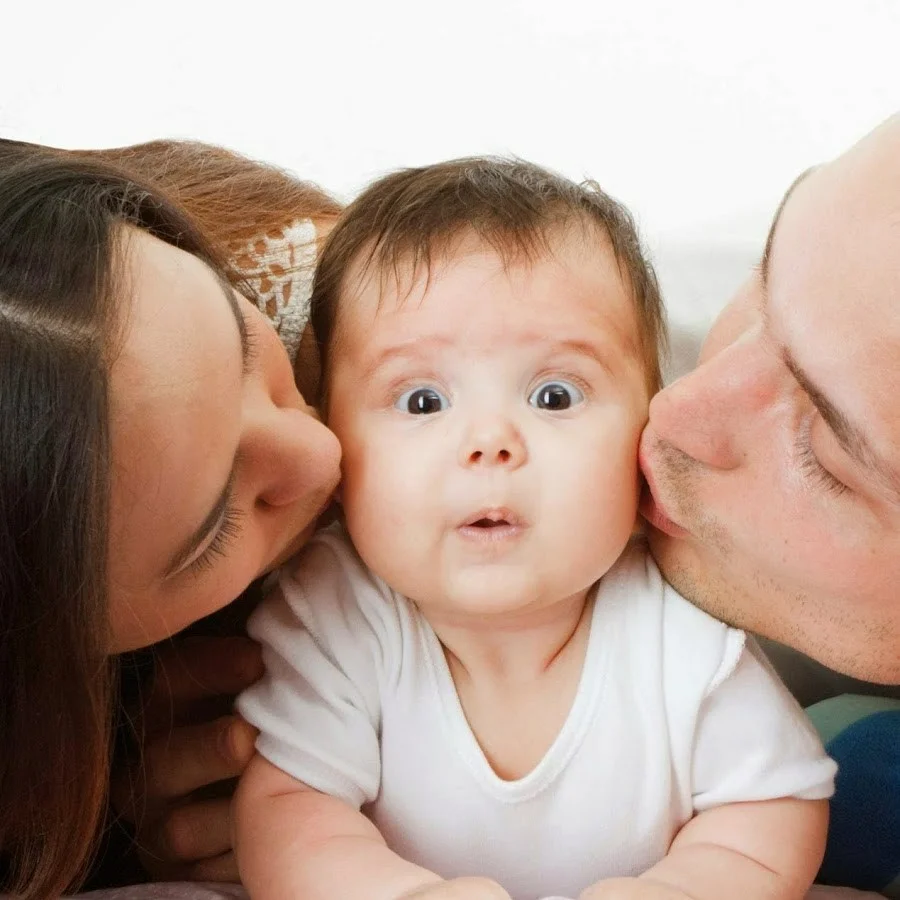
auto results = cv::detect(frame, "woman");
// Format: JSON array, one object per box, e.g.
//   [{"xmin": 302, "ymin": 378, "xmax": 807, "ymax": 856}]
[{"xmin": 0, "ymin": 139, "xmax": 342, "ymax": 898}]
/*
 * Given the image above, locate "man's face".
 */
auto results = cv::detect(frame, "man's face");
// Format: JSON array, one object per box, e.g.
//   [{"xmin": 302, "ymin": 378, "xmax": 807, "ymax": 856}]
[{"xmin": 641, "ymin": 115, "xmax": 900, "ymax": 683}]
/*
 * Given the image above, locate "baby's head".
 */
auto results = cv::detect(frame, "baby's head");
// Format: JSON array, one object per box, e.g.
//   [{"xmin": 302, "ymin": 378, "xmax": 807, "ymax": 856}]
[{"xmin": 311, "ymin": 157, "xmax": 665, "ymax": 621}]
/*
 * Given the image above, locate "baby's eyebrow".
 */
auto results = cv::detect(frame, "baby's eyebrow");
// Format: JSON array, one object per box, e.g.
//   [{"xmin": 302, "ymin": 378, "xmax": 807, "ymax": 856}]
[
  {"xmin": 361, "ymin": 335, "xmax": 455, "ymax": 379},
  {"xmin": 538, "ymin": 337, "xmax": 618, "ymax": 377}
]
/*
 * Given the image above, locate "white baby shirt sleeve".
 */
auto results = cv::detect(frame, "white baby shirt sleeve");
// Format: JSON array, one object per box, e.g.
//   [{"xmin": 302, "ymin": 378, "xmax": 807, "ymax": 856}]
[
  {"xmin": 236, "ymin": 529, "xmax": 401, "ymax": 809},
  {"xmin": 691, "ymin": 636, "xmax": 837, "ymax": 811}
]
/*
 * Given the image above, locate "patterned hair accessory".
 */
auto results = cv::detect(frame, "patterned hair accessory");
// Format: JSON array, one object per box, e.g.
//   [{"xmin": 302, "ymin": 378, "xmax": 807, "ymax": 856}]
[{"xmin": 233, "ymin": 217, "xmax": 318, "ymax": 363}]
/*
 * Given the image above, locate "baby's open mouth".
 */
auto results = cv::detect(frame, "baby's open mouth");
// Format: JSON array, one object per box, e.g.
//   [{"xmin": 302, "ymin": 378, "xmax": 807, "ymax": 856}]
[
  {"xmin": 458, "ymin": 508, "xmax": 525, "ymax": 533},
  {"xmin": 470, "ymin": 516, "xmax": 510, "ymax": 528}
]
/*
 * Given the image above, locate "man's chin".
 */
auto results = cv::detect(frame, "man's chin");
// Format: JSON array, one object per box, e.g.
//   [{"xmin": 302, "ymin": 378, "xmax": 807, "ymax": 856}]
[
  {"xmin": 645, "ymin": 523, "xmax": 683, "ymax": 578},
  {"xmin": 647, "ymin": 528, "xmax": 737, "ymax": 623}
]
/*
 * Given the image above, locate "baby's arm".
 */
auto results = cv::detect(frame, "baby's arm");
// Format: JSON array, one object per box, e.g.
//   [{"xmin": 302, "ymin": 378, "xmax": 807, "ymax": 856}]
[
  {"xmin": 234, "ymin": 753, "xmax": 511, "ymax": 900},
  {"xmin": 581, "ymin": 795, "xmax": 828, "ymax": 899}
]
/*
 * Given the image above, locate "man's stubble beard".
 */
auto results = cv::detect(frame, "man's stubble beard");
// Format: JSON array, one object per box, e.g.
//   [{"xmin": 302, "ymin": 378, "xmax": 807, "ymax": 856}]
[
  {"xmin": 647, "ymin": 440, "xmax": 747, "ymax": 627},
  {"xmin": 648, "ymin": 446, "xmax": 817, "ymax": 652}
]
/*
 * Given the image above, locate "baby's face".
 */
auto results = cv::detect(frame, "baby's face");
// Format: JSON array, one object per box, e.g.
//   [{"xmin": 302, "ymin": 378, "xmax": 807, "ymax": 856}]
[{"xmin": 326, "ymin": 233, "xmax": 650, "ymax": 623}]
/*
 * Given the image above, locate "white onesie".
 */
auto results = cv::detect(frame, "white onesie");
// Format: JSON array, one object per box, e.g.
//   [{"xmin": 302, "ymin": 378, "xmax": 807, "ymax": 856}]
[{"xmin": 237, "ymin": 526, "xmax": 836, "ymax": 900}]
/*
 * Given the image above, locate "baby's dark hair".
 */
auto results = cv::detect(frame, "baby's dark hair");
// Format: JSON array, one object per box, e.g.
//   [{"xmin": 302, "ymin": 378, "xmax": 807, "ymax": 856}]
[{"xmin": 311, "ymin": 156, "xmax": 666, "ymax": 395}]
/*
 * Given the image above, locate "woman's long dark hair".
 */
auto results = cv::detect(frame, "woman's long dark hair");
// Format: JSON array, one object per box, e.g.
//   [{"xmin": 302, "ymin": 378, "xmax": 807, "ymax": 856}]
[{"xmin": 0, "ymin": 150, "xmax": 228, "ymax": 899}]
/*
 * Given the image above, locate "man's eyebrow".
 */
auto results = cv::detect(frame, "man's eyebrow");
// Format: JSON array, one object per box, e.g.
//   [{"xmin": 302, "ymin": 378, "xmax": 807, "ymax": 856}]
[
  {"xmin": 780, "ymin": 345, "xmax": 900, "ymax": 502},
  {"xmin": 164, "ymin": 271, "xmax": 247, "ymax": 578},
  {"xmin": 757, "ymin": 167, "xmax": 900, "ymax": 501}
]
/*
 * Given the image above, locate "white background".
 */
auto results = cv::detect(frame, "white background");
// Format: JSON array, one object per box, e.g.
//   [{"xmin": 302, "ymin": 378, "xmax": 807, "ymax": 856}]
[{"xmin": 2, "ymin": 0, "xmax": 898, "ymax": 368}]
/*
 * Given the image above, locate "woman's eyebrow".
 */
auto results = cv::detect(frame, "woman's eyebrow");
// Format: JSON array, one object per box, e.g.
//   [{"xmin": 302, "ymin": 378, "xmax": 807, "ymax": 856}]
[
  {"xmin": 164, "ymin": 271, "xmax": 247, "ymax": 578},
  {"xmin": 215, "ymin": 272, "xmax": 253, "ymax": 375}
]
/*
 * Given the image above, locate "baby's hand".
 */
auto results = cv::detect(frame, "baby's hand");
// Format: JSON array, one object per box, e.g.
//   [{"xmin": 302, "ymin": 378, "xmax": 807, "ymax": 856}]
[
  {"xmin": 400, "ymin": 876, "xmax": 512, "ymax": 899},
  {"xmin": 579, "ymin": 878, "xmax": 688, "ymax": 900}
]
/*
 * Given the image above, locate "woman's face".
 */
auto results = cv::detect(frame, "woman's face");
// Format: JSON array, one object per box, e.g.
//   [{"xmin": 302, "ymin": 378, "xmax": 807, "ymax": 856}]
[{"xmin": 107, "ymin": 229, "xmax": 341, "ymax": 652}]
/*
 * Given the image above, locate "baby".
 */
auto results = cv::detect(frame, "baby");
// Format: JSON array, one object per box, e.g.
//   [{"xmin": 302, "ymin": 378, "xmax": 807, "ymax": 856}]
[{"xmin": 234, "ymin": 158, "xmax": 836, "ymax": 900}]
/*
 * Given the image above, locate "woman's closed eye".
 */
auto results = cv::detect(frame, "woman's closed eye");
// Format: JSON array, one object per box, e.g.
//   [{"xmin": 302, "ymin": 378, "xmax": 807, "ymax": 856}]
[{"xmin": 187, "ymin": 496, "xmax": 244, "ymax": 575}]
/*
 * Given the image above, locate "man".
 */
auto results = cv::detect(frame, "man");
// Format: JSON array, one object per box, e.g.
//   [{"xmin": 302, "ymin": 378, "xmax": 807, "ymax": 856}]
[
  {"xmin": 113, "ymin": 114, "xmax": 900, "ymax": 896},
  {"xmin": 641, "ymin": 113, "xmax": 900, "ymax": 687}
]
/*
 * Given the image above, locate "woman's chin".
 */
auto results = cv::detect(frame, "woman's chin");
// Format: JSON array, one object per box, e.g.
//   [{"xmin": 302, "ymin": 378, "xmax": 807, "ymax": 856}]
[
  {"xmin": 264, "ymin": 525, "xmax": 316, "ymax": 574},
  {"xmin": 259, "ymin": 495, "xmax": 340, "ymax": 577}
]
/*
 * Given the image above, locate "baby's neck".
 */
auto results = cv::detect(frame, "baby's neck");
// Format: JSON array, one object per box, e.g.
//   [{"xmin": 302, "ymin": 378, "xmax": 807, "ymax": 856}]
[{"xmin": 425, "ymin": 588, "xmax": 594, "ymax": 686}]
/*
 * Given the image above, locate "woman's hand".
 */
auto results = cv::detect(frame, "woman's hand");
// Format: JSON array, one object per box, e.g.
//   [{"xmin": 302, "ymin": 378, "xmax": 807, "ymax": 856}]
[{"xmin": 110, "ymin": 635, "xmax": 264, "ymax": 882}]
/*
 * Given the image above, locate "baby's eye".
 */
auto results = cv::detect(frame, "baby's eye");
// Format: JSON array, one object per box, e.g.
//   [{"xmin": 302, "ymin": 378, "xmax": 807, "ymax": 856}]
[
  {"xmin": 528, "ymin": 380, "xmax": 584, "ymax": 411},
  {"xmin": 395, "ymin": 386, "xmax": 450, "ymax": 415}
]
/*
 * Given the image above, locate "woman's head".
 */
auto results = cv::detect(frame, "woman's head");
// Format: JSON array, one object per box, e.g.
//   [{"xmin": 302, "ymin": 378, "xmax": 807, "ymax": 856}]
[
  {"xmin": 108, "ymin": 227, "xmax": 340, "ymax": 649},
  {"xmin": 0, "ymin": 149, "xmax": 339, "ymax": 896}
]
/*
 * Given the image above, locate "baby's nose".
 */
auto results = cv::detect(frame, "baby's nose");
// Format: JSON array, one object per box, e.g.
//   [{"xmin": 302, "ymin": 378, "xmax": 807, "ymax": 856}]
[{"xmin": 459, "ymin": 417, "xmax": 527, "ymax": 469}]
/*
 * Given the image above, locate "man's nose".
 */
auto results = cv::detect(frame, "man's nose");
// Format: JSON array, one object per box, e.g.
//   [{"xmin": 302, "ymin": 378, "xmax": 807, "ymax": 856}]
[
  {"xmin": 648, "ymin": 332, "xmax": 777, "ymax": 471},
  {"xmin": 459, "ymin": 416, "xmax": 527, "ymax": 470}
]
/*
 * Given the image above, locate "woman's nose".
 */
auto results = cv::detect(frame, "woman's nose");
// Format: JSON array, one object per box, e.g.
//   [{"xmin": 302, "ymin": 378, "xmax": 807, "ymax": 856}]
[
  {"xmin": 244, "ymin": 402, "xmax": 337, "ymax": 509},
  {"xmin": 648, "ymin": 330, "xmax": 777, "ymax": 471},
  {"xmin": 458, "ymin": 416, "xmax": 527, "ymax": 470}
]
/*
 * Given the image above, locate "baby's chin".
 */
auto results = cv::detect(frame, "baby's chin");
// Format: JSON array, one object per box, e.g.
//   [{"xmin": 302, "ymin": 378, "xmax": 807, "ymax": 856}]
[{"xmin": 412, "ymin": 579, "xmax": 591, "ymax": 625}]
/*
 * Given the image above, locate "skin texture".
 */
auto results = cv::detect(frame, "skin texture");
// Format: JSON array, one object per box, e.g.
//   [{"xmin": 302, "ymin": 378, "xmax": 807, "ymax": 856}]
[
  {"xmin": 124, "ymin": 115, "xmax": 900, "ymax": 881},
  {"xmin": 641, "ymin": 114, "xmax": 900, "ymax": 684},
  {"xmin": 328, "ymin": 234, "xmax": 649, "ymax": 633},
  {"xmin": 105, "ymin": 229, "xmax": 340, "ymax": 879},
  {"xmin": 234, "ymin": 233, "xmax": 827, "ymax": 900},
  {"xmin": 108, "ymin": 229, "xmax": 341, "ymax": 651}
]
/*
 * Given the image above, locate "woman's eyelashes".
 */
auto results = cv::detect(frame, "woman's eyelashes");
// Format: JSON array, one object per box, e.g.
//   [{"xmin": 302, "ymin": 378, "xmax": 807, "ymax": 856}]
[
  {"xmin": 241, "ymin": 300, "xmax": 262, "ymax": 375},
  {"xmin": 187, "ymin": 497, "xmax": 245, "ymax": 576}
]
